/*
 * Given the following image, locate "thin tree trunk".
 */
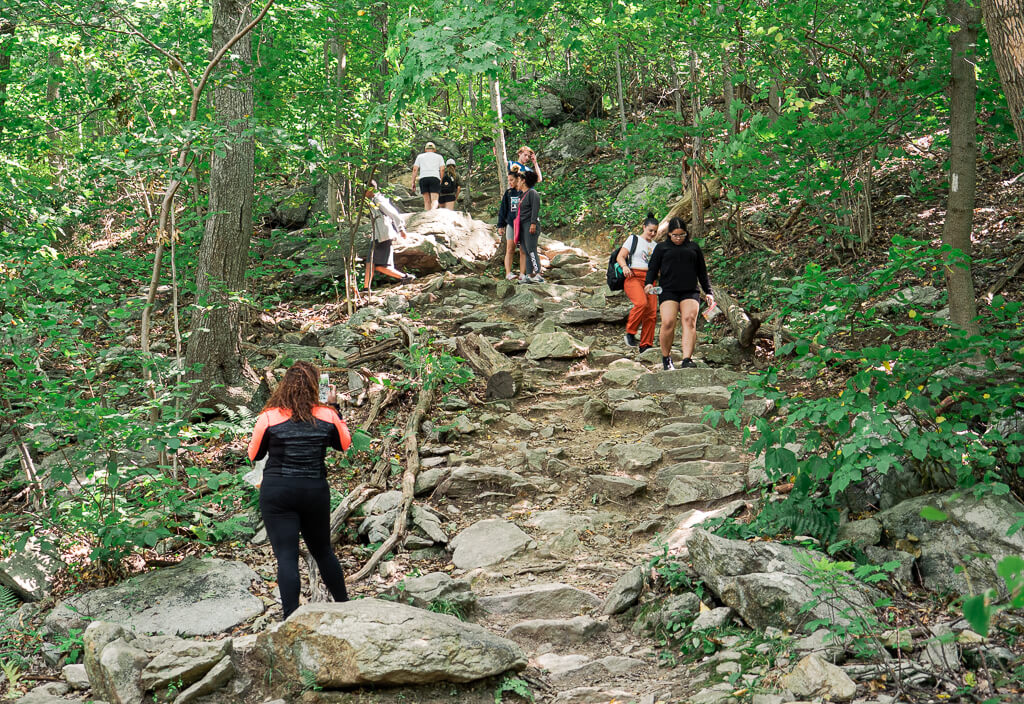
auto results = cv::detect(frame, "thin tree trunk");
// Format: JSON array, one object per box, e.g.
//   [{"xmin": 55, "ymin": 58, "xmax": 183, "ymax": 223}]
[
  {"xmin": 185, "ymin": 0, "xmax": 257, "ymax": 403},
  {"xmin": 615, "ymin": 42, "xmax": 628, "ymax": 154},
  {"xmin": 981, "ymin": 0, "xmax": 1024, "ymax": 151},
  {"xmin": 668, "ymin": 53, "xmax": 682, "ymax": 117},
  {"xmin": 768, "ymin": 78, "xmax": 782, "ymax": 123},
  {"xmin": 942, "ymin": 0, "xmax": 982, "ymax": 336},
  {"xmin": 689, "ymin": 45, "xmax": 704, "ymax": 238},
  {"xmin": 490, "ymin": 75, "xmax": 508, "ymax": 193},
  {"xmin": 0, "ymin": 20, "xmax": 14, "ymax": 136}
]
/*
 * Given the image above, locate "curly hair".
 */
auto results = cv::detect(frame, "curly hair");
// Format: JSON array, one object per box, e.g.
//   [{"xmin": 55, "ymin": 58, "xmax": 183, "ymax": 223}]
[{"xmin": 263, "ymin": 361, "xmax": 321, "ymax": 423}]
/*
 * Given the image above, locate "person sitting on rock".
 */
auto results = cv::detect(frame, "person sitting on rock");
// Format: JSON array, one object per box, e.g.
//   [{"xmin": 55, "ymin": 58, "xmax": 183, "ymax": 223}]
[
  {"xmin": 364, "ymin": 182, "xmax": 415, "ymax": 291},
  {"xmin": 248, "ymin": 361, "xmax": 351, "ymax": 619}
]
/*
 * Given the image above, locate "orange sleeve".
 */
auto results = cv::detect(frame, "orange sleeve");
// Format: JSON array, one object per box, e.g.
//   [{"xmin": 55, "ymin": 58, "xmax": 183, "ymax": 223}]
[
  {"xmin": 335, "ymin": 416, "xmax": 352, "ymax": 451},
  {"xmin": 248, "ymin": 413, "xmax": 270, "ymax": 462},
  {"xmin": 314, "ymin": 406, "xmax": 352, "ymax": 451}
]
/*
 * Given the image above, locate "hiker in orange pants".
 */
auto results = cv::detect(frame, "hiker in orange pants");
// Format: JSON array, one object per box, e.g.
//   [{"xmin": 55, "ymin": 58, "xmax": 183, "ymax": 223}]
[{"xmin": 617, "ymin": 212, "xmax": 660, "ymax": 353}]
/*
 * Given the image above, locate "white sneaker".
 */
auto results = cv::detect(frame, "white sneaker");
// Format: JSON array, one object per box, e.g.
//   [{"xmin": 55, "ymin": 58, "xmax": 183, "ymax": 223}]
[
  {"xmin": 518, "ymin": 275, "xmax": 529, "ymax": 283},
  {"xmin": 528, "ymin": 275, "xmax": 545, "ymax": 283},
  {"xmin": 505, "ymin": 273, "xmax": 517, "ymax": 281}
]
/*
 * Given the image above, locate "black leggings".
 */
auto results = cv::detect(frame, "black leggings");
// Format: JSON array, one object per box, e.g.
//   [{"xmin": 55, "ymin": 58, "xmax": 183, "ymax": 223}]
[
  {"xmin": 519, "ymin": 227, "xmax": 540, "ymax": 275},
  {"xmin": 260, "ymin": 476, "xmax": 348, "ymax": 618}
]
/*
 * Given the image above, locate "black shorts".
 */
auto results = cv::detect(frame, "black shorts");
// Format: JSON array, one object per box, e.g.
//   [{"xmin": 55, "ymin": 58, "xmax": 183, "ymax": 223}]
[
  {"xmin": 369, "ymin": 239, "xmax": 394, "ymax": 268},
  {"xmin": 438, "ymin": 193, "xmax": 456, "ymax": 204},
  {"xmin": 419, "ymin": 177, "xmax": 441, "ymax": 194},
  {"xmin": 658, "ymin": 290, "xmax": 702, "ymax": 305}
]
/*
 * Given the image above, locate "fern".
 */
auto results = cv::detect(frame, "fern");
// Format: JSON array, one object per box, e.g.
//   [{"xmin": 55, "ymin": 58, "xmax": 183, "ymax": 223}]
[
  {"xmin": 494, "ymin": 676, "xmax": 533, "ymax": 704},
  {"xmin": 0, "ymin": 586, "xmax": 18, "ymax": 616}
]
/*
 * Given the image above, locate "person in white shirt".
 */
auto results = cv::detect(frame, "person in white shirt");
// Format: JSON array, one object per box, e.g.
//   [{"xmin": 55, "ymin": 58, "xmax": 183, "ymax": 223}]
[
  {"xmin": 616, "ymin": 212, "xmax": 660, "ymax": 353},
  {"xmin": 411, "ymin": 142, "xmax": 446, "ymax": 211}
]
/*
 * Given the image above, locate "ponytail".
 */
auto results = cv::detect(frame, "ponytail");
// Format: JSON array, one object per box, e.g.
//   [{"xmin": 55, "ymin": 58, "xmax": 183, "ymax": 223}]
[{"xmin": 643, "ymin": 212, "xmax": 659, "ymax": 228}]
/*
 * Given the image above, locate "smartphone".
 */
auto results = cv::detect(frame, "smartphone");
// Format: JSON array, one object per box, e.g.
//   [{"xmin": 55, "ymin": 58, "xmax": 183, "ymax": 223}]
[{"xmin": 318, "ymin": 373, "xmax": 330, "ymax": 403}]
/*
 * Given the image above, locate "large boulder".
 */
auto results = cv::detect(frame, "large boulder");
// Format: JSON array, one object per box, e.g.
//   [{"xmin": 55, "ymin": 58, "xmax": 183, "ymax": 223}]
[
  {"xmin": 875, "ymin": 491, "xmax": 1024, "ymax": 597},
  {"xmin": 611, "ymin": 177, "xmax": 678, "ymax": 220},
  {"xmin": 687, "ymin": 529, "xmax": 878, "ymax": 632},
  {"xmin": 545, "ymin": 75, "xmax": 604, "ymax": 119},
  {"xmin": 255, "ymin": 600, "xmax": 526, "ymax": 687},
  {"xmin": 397, "ymin": 209, "xmax": 500, "ymax": 273},
  {"xmin": 45, "ymin": 558, "xmax": 263, "ymax": 637},
  {"xmin": 526, "ymin": 332, "xmax": 590, "ymax": 360},
  {"xmin": 504, "ymin": 90, "xmax": 566, "ymax": 127},
  {"xmin": 547, "ymin": 122, "xmax": 597, "ymax": 161}
]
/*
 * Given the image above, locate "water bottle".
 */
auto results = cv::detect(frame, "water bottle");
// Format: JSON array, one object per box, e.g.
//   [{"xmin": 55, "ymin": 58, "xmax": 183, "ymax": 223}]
[
  {"xmin": 651, "ymin": 286, "xmax": 663, "ymax": 294},
  {"xmin": 318, "ymin": 372, "xmax": 330, "ymax": 404}
]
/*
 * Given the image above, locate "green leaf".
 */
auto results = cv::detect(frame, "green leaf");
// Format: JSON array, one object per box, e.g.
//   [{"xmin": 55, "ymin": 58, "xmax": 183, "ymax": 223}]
[
  {"xmin": 961, "ymin": 593, "xmax": 990, "ymax": 637},
  {"xmin": 919, "ymin": 506, "xmax": 948, "ymax": 521}
]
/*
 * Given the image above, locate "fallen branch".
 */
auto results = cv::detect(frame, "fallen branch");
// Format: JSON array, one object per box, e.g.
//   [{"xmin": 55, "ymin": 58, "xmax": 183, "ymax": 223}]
[
  {"xmin": 714, "ymin": 289, "xmax": 761, "ymax": 348},
  {"xmin": 1, "ymin": 398, "xmax": 46, "ymax": 510},
  {"xmin": 349, "ymin": 382, "xmax": 436, "ymax": 582},
  {"xmin": 455, "ymin": 333, "xmax": 522, "ymax": 400},
  {"xmin": 985, "ymin": 252, "xmax": 1024, "ymax": 300}
]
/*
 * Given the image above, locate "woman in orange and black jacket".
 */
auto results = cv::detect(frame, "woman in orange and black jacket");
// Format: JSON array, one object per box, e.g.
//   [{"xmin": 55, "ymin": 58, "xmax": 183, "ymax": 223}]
[{"xmin": 247, "ymin": 361, "xmax": 351, "ymax": 619}]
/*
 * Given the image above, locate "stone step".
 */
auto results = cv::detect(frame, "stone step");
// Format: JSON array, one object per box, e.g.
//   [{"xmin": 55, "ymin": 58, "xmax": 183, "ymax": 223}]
[
  {"xmin": 506, "ymin": 615, "xmax": 606, "ymax": 646},
  {"xmin": 476, "ymin": 583, "xmax": 602, "ymax": 618},
  {"xmin": 664, "ymin": 473, "xmax": 747, "ymax": 506},
  {"xmin": 655, "ymin": 460, "xmax": 748, "ymax": 486}
]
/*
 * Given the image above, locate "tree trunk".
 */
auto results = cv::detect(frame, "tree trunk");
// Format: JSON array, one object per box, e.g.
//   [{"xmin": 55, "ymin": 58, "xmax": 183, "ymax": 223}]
[
  {"xmin": 981, "ymin": 0, "xmax": 1024, "ymax": 151},
  {"xmin": 490, "ymin": 75, "xmax": 508, "ymax": 193},
  {"xmin": 455, "ymin": 334, "xmax": 522, "ymax": 400},
  {"xmin": 768, "ymin": 78, "xmax": 782, "ymax": 124},
  {"xmin": 185, "ymin": 0, "xmax": 256, "ymax": 404},
  {"xmin": 942, "ymin": 0, "xmax": 982, "ymax": 336},
  {"xmin": 0, "ymin": 20, "xmax": 13, "ymax": 135},
  {"xmin": 615, "ymin": 42, "xmax": 628, "ymax": 154},
  {"xmin": 689, "ymin": 45, "xmax": 704, "ymax": 238}
]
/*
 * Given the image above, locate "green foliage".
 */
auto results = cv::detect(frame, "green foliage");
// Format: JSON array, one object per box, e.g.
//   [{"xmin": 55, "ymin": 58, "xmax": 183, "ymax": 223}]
[
  {"xmin": 427, "ymin": 599, "xmax": 467, "ymax": 621},
  {"xmin": 493, "ymin": 675, "xmax": 533, "ymax": 704},
  {"xmin": 391, "ymin": 338, "xmax": 473, "ymax": 393}
]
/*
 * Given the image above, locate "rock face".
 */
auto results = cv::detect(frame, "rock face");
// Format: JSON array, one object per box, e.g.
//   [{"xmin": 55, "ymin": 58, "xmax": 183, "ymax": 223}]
[
  {"xmin": 547, "ymin": 122, "xmax": 597, "ymax": 161},
  {"xmin": 875, "ymin": 491, "xmax": 1024, "ymax": 596},
  {"xmin": 687, "ymin": 529, "xmax": 878, "ymax": 632},
  {"xmin": 396, "ymin": 209, "xmax": 500, "ymax": 273},
  {"xmin": 45, "ymin": 558, "xmax": 263, "ymax": 637},
  {"xmin": 611, "ymin": 176, "xmax": 677, "ymax": 217},
  {"xmin": 450, "ymin": 519, "xmax": 535, "ymax": 569},
  {"xmin": 256, "ymin": 600, "xmax": 527, "ymax": 687},
  {"xmin": 504, "ymin": 90, "xmax": 566, "ymax": 127},
  {"xmin": 0, "ymin": 537, "xmax": 65, "ymax": 601}
]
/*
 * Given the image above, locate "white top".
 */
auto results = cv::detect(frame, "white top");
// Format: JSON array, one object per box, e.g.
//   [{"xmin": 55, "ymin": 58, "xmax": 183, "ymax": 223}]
[
  {"xmin": 620, "ymin": 235, "xmax": 657, "ymax": 269},
  {"xmin": 413, "ymin": 151, "xmax": 445, "ymax": 180}
]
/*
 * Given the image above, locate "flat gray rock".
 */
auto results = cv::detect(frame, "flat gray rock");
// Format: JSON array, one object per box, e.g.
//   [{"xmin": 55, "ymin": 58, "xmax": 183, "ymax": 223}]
[
  {"xmin": 477, "ymin": 583, "xmax": 601, "ymax": 617},
  {"xmin": 656, "ymin": 460, "xmax": 747, "ymax": 486},
  {"xmin": 45, "ymin": 557, "xmax": 264, "ymax": 637},
  {"xmin": 450, "ymin": 519, "xmax": 534, "ymax": 569},
  {"xmin": 589, "ymin": 475, "xmax": 647, "ymax": 498},
  {"xmin": 256, "ymin": 600, "xmax": 526, "ymax": 687},
  {"xmin": 506, "ymin": 615, "xmax": 606, "ymax": 645},
  {"xmin": 665, "ymin": 473, "xmax": 746, "ymax": 505},
  {"xmin": 609, "ymin": 443, "xmax": 663, "ymax": 471},
  {"xmin": 613, "ymin": 398, "xmax": 666, "ymax": 419},
  {"xmin": 526, "ymin": 331, "xmax": 589, "ymax": 360},
  {"xmin": 443, "ymin": 465, "xmax": 536, "ymax": 496},
  {"xmin": 602, "ymin": 565, "xmax": 645, "ymax": 615},
  {"xmin": 0, "ymin": 537, "xmax": 65, "ymax": 602}
]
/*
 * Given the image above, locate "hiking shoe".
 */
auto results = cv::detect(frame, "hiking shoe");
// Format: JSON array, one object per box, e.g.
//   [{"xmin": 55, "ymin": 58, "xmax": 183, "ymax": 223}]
[
  {"xmin": 518, "ymin": 275, "xmax": 529, "ymax": 283},
  {"xmin": 505, "ymin": 272, "xmax": 518, "ymax": 281},
  {"xmin": 399, "ymin": 273, "xmax": 416, "ymax": 283},
  {"xmin": 528, "ymin": 275, "xmax": 545, "ymax": 283},
  {"xmin": 638, "ymin": 344, "xmax": 652, "ymax": 353},
  {"xmin": 662, "ymin": 356, "xmax": 675, "ymax": 371},
  {"xmin": 624, "ymin": 332, "xmax": 639, "ymax": 348},
  {"xmin": 679, "ymin": 358, "xmax": 696, "ymax": 368}
]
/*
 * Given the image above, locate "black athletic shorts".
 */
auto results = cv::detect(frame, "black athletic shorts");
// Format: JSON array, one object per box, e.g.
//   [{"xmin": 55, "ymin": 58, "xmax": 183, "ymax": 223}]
[
  {"xmin": 369, "ymin": 238, "xmax": 394, "ymax": 268},
  {"xmin": 658, "ymin": 289, "xmax": 702, "ymax": 305},
  {"xmin": 419, "ymin": 177, "xmax": 441, "ymax": 194},
  {"xmin": 438, "ymin": 193, "xmax": 456, "ymax": 204}
]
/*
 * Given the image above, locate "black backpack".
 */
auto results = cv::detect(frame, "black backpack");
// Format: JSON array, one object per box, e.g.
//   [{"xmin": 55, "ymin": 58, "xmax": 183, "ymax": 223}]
[{"xmin": 606, "ymin": 236, "xmax": 639, "ymax": 291}]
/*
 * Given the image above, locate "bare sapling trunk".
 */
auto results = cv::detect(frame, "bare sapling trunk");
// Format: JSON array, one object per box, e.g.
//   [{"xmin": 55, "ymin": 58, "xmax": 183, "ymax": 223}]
[
  {"xmin": 490, "ymin": 75, "xmax": 509, "ymax": 193},
  {"xmin": 942, "ymin": 0, "xmax": 982, "ymax": 336}
]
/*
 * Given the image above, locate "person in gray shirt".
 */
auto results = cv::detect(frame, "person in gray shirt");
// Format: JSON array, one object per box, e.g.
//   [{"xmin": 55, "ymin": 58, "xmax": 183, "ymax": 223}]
[
  {"xmin": 363, "ymin": 182, "xmax": 415, "ymax": 291},
  {"xmin": 516, "ymin": 169, "xmax": 543, "ymax": 283}
]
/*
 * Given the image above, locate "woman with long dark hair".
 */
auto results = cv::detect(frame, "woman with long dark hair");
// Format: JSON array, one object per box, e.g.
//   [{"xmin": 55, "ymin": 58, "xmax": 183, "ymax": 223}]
[
  {"xmin": 248, "ymin": 361, "xmax": 351, "ymax": 618},
  {"xmin": 644, "ymin": 217, "xmax": 714, "ymax": 370}
]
